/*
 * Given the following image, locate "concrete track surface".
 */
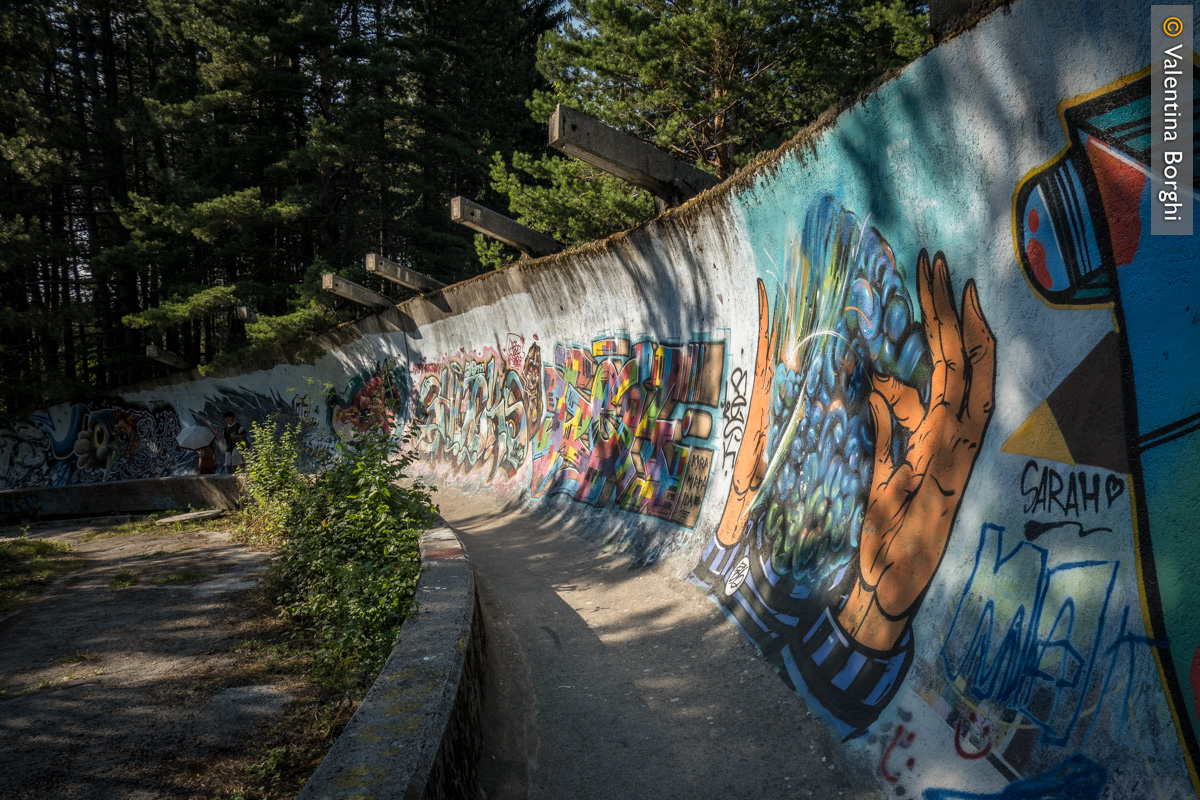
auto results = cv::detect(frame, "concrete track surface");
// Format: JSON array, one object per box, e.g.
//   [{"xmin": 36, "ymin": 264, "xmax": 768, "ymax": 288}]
[
  {"xmin": 0, "ymin": 521, "xmax": 283, "ymax": 799},
  {"xmin": 436, "ymin": 487, "xmax": 876, "ymax": 800}
]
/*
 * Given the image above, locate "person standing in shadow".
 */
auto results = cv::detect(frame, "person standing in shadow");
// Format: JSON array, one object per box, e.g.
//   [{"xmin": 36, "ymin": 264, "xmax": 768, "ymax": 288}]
[{"xmin": 222, "ymin": 412, "xmax": 249, "ymax": 474}]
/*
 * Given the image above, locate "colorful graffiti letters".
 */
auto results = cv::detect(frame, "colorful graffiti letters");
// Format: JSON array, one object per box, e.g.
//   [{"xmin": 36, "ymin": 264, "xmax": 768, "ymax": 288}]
[
  {"xmin": 414, "ymin": 351, "xmax": 530, "ymax": 481},
  {"xmin": 414, "ymin": 335, "xmax": 726, "ymax": 527},
  {"xmin": 531, "ymin": 336, "xmax": 724, "ymax": 527}
]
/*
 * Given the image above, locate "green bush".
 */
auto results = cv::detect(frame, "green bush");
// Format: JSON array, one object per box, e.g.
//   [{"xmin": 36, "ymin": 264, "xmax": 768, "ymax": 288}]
[
  {"xmin": 239, "ymin": 399, "xmax": 436, "ymax": 692},
  {"xmin": 238, "ymin": 416, "xmax": 306, "ymax": 545}
]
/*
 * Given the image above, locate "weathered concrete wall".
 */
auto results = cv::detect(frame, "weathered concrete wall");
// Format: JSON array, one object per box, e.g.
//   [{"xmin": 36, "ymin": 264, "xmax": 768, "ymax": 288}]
[
  {"xmin": 0, "ymin": 475, "xmax": 241, "ymax": 522},
  {"xmin": 298, "ymin": 526, "xmax": 484, "ymax": 800},
  {"xmin": 3, "ymin": 0, "xmax": 1198, "ymax": 796}
]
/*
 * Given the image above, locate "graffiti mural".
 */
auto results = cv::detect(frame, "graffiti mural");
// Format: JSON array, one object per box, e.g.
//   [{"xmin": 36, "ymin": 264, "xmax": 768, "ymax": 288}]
[
  {"xmin": 412, "ymin": 335, "xmax": 726, "ymax": 529},
  {"xmin": 412, "ymin": 348, "xmax": 534, "ymax": 481},
  {"xmin": 327, "ymin": 358, "xmax": 410, "ymax": 438},
  {"xmin": 936, "ymin": 522, "xmax": 1164, "ymax": 772},
  {"xmin": 0, "ymin": 402, "xmax": 194, "ymax": 489},
  {"xmin": 530, "ymin": 336, "xmax": 725, "ymax": 527},
  {"xmin": 1005, "ymin": 62, "xmax": 1200, "ymax": 785},
  {"xmin": 191, "ymin": 387, "xmax": 303, "ymax": 464},
  {"xmin": 0, "ymin": 420, "xmax": 54, "ymax": 490},
  {"xmin": 692, "ymin": 197, "xmax": 996, "ymax": 738}
]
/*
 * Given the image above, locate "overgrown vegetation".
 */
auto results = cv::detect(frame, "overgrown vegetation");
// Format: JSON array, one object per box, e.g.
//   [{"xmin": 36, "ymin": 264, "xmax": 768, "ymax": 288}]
[
  {"xmin": 237, "ymin": 402, "xmax": 436, "ymax": 694},
  {"xmin": 77, "ymin": 512, "xmax": 223, "ymax": 543},
  {"xmin": 0, "ymin": 536, "xmax": 85, "ymax": 612}
]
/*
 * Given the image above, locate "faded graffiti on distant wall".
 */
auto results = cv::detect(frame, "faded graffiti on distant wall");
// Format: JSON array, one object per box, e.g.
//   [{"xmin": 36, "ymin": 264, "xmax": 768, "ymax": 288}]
[
  {"xmin": 412, "ymin": 334, "xmax": 726, "ymax": 527},
  {"xmin": 0, "ymin": 402, "xmax": 193, "ymax": 489},
  {"xmin": 692, "ymin": 197, "xmax": 996, "ymax": 737}
]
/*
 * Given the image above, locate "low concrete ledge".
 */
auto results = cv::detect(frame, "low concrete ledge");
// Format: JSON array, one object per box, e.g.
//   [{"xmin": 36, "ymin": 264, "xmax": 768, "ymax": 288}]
[
  {"xmin": 298, "ymin": 524, "xmax": 485, "ymax": 800},
  {"xmin": 0, "ymin": 475, "xmax": 243, "ymax": 524}
]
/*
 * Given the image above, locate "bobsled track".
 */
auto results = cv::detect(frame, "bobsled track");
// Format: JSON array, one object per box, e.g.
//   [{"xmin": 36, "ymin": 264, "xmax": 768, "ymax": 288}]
[{"xmin": 3, "ymin": 0, "xmax": 1200, "ymax": 796}]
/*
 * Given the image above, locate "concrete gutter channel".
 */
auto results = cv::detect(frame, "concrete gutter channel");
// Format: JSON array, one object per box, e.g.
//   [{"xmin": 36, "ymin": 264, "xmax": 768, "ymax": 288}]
[{"xmin": 299, "ymin": 523, "xmax": 486, "ymax": 800}]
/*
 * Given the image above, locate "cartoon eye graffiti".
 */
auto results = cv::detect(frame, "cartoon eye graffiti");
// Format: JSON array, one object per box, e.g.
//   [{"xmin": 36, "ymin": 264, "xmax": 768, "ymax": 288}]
[{"xmin": 92, "ymin": 423, "xmax": 109, "ymax": 452}]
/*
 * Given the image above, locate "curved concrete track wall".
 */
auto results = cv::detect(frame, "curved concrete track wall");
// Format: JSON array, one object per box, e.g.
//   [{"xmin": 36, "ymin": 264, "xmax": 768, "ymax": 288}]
[{"xmin": 3, "ymin": 0, "xmax": 1199, "ymax": 796}]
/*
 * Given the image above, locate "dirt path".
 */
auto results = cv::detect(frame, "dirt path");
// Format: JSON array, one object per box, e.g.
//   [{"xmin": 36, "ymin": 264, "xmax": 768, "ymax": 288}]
[
  {"xmin": 0, "ymin": 519, "xmax": 290, "ymax": 799},
  {"xmin": 436, "ymin": 487, "xmax": 878, "ymax": 800}
]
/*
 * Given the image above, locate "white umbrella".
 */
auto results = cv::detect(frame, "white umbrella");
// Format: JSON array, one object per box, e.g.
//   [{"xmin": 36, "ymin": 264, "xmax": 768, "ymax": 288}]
[{"xmin": 176, "ymin": 424, "xmax": 215, "ymax": 450}]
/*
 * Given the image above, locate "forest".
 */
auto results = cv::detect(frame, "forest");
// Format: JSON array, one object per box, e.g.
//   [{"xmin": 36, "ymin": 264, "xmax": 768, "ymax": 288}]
[{"xmin": 0, "ymin": 0, "xmax": 928, "ymax": 417}]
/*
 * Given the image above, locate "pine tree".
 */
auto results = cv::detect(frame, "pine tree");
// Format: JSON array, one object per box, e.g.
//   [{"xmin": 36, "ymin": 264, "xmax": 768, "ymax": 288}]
[
  {"xmin": 481, "ymin": 0, "xmax": 930, "ymax": 264},
  {"xmin": 1, "ymin": 0, "xmax": 559, "ymax": 416}
]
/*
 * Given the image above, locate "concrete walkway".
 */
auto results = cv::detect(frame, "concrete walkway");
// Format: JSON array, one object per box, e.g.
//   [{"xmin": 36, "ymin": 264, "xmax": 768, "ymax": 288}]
[
  {"xmin": 0, "ymin": 521, "xmax": 284, "ymax": 799},
  {"xmin": 435, "ymin": 487, "xmax": 877, "ymax": 800}
]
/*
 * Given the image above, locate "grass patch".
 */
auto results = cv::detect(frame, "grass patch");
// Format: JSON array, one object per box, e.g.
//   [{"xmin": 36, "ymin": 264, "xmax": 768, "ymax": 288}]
[
  {"xmin": 109, "ymin": 568, "xmax": 140, "ymax": 590},
  {"xmin": 78, "ymin": 515, "xmax": 165, "ymax": 542},
  {"xmin": 243, "ymin": 746, "xmax": 288, "ymax": 787},
  {"xmin": 0, "ymin": 537, "xmax": 86, "ymax": 612},
  {"xmin": 54, "ymin": 652, "xmax": 92, "ymax": 665},
  {"xmin": 79, "ymin": 512, "xmax": 233, "ymax": 543},
  {"xmin": 149, "ymin": 568, "xmax": 214, "ymax": 586}
]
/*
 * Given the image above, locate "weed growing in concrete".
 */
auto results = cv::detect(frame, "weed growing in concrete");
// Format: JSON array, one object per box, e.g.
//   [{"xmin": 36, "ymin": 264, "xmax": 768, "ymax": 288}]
[
  {"xmin": 244, "ymin": 746, "xmax": 288, "ymax": 787},
  {"xmin": 109, "ymin": 569, "xmax": 140, "ymax": 590}
]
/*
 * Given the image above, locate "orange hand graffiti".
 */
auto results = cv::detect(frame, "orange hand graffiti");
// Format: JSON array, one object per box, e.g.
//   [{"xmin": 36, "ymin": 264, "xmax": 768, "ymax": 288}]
[
  {"xmin": 718, "ymin": 250, "xmax": 995, "ymax": 653},
  {"xmin": 838, "ymin": 250, "xmax": 996, "ymax": 651}
]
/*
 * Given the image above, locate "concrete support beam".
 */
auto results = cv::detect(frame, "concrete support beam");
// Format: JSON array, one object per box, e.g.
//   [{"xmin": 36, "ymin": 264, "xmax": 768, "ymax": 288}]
[
  {"xmin": 449, "ymin": 197, "xmax": 562, "ymax": 258},
  {"xmin": 364, "ymin": 254, "xmax": 446, "ymax": 293},
  {"xmin": 548, "ymin": 104, "xmax": 719, "ymax": 206},
  {"xmin": 145, "ymin": 345, "xmax": 189, "ymax": 370},
  {"xmin": 322, "ymin": 273, "xmax": 394, "ymax": 309}
]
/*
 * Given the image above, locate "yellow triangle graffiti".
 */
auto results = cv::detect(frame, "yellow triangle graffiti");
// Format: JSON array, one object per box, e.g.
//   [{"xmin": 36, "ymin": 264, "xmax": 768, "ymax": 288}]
[{"xmin": 1001, "ymin": 400, "xmax": 1076, "ymax": 466}]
